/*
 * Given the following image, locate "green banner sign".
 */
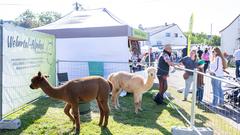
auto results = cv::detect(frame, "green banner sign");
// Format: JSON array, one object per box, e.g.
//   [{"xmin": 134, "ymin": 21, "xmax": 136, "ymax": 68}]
[
  {"xmin": 1, "ymin": 24, "xmax": 56, "ymax": 115},
  {"xmin": 132, "ymin": 28, "xmax": 148, "ymax": 40}
]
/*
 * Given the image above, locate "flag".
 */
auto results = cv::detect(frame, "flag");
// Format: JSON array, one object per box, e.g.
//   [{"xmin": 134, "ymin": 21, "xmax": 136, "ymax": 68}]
[{"xmin": 187, "ymin": 13, "xmax": 194, "ymax": 56}]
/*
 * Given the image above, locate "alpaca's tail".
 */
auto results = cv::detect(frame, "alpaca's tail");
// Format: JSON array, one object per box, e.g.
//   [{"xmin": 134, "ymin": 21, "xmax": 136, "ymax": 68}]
[
  {"xmin": 107, "ymin": 73, "xmax": 114, "ymax": 92},
  {"xmin": 107, "ymin": 73, "xmax": 114, "ymax": 81},
  {"xmin": 107, "ymin": 80, "xmax": 113, "ymax": 92}
]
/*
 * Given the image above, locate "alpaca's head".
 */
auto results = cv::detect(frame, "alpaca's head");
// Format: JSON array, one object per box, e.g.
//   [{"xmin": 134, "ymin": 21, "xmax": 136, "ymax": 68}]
[
  {"xmin": 147, "ymin": 67, "xmax": 157, "ymax": 78},
  {"xmin": 30, "ymin": 71, "xmax": 49, "ymax": 89}
]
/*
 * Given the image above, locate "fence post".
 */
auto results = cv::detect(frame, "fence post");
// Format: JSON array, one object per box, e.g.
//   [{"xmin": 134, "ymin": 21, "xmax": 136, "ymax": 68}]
[
  {"xmin": 190, "ymin": 69, "xmax": 198, "ymax": 128},
  {"xmin": 56, "ymin": 60, "xmax": 59, "ymax": 86},
  {"xmin": 148, "ymin": 49, "xmax": 151, "ymax": 67},
  {"xmin": 0, "ymin": 20, "xmax": 3, "ymax": 120}
]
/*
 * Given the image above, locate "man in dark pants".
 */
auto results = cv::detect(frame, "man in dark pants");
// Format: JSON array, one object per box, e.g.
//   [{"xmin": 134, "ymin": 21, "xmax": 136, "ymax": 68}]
[
  {"xmin": 154, "ymin": 44, "xmax": 174, "ymax": 104},
  {"xmin": 234, "ymin": 48, "xmax": 240, "ymax": 79},
  {"xmin": 197, "ymin": 47, "xmax": 203, "ymax": 59},
  {"xmin": 181, "ymin": 45, "xmax": 188, "ymax": 58}
]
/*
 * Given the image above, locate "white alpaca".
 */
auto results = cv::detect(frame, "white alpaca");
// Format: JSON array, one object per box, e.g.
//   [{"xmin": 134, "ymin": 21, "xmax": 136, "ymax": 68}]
[{"xmin": 108, "ymin": 67, "xmax": 157, "ymax": 114}]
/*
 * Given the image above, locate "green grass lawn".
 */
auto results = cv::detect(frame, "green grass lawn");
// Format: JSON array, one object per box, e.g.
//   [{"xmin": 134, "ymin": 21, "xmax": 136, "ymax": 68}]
[
  {"xmin": 1, "ymin": 88, "xmax": 239, "ymax": 135},
  {"xmin": 1, "ymin": 90, "xmax": 186, "ymax": 135}
]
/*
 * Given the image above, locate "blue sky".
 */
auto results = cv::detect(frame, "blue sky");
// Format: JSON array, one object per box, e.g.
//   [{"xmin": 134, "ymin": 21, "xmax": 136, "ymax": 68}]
[{"xmin": 0, "ymin": 0, "xmax": 240, "ymax": 35}]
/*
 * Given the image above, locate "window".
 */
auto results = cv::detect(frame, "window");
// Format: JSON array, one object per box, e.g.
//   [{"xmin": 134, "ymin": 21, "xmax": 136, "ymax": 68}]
[
  {"xmin": 165, "ymin": 33, "xmax": 170, "ymax": 37},
  {"xmin": 157, "ymin": 41, "xmax": 162, "ymax": 46},
  {"xmin": 174, "ymin": 33, "xmax": 178, "ymax": 37}
]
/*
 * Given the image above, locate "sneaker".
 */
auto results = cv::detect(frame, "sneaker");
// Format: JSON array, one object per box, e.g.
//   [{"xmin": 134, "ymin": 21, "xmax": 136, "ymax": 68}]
[{"xmin": 177, "ymin": 88, "xmax": 184, "ymax": 93}]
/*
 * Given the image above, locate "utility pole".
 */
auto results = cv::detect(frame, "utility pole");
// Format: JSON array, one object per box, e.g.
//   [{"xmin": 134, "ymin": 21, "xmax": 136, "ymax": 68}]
[{"xmin": 210, "ymin": 23, "xmax": 213, "ymax": 37}]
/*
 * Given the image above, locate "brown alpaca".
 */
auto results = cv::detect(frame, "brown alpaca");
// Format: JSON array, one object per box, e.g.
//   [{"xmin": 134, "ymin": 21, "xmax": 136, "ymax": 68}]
[
  {"xmin": 29, "ymin": 72, "xmax": 112, "ymax": 134},
  {"xmin": 108, "ymin": 67, "xmax": 157, "ymax": 114}
]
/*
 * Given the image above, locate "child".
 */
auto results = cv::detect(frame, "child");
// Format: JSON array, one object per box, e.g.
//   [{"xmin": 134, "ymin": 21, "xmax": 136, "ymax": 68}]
[{"xmin": 196, "ymin": 60, "xmax": 205, "ymax": 102}]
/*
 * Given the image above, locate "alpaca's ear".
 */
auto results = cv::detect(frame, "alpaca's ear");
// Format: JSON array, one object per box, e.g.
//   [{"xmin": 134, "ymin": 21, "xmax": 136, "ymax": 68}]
[
  {"xmin": 153, "ymin": 67, "xmax": 157, "ymax": 72},
  {"xmin": 38, "ymin": 71, "xmax": 42, "ymax": 77}
]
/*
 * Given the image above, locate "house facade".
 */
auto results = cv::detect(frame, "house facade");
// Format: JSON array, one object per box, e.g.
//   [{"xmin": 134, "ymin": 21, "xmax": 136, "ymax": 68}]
[
  {"xmin": 220, "ymin": 14, "xmax": 240, "ymax": 55},
  {"xmin": 143, "ymin": 23, "xmax": 187, "ymax": 50}
]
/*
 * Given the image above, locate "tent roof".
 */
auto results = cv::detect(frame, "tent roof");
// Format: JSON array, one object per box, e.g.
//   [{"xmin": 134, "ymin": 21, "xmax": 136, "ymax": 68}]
[
  {"xmin": 33, "ymin": 8, "xmax": 148, "ymax": 40},
  {"xmin": 33, "ymin": 8, "xmax": 131, "ymax": 38},
  {"xmin": 34, "ymin": 8, "xmax": 127, "ymax": 30}
]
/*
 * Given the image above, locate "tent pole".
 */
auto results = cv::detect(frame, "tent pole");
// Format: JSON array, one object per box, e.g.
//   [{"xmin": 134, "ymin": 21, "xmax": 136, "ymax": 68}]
[{"xmin": 0, "ymin": 20, "xmax": 3, "ymax": 120}]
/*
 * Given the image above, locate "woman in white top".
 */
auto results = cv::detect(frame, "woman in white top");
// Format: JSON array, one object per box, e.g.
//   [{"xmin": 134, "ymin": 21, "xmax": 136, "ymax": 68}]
[{"xmin": 210, "ymin": 47, "xmax": 227, "ymax": 106}]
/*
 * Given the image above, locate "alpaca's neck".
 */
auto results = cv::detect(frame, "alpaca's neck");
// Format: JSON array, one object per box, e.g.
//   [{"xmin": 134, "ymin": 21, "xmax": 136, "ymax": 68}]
[
  {"xmin": 39, "ymin": 78, "xmax": 64, "ymax": 100},
  {"xmin": 143, "ymin": 76, "xmax": 155, "ymax": 91}
]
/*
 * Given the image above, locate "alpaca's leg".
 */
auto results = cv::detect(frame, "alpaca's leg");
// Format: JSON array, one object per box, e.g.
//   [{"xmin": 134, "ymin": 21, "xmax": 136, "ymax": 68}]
[
  {"xmin": 64, "ymin": 103, "xmax": 75, "ymax": 124},
  {"xmin": 72, "ymin": 103, "xmax": 80, "ymax": 134},
  {"xmin": 138, "ymin": 94, "xmax": 143, "ymax": 111},
  {"xmin": 101, "ymin": 100, "xmax": 110, "ymax": 127},
  {"xmin": 133, "ymin": 93, "xmax": 140, "ymax": 114},
  {"xmin": 116, "ymin": 89, "xmax": 122, "ymax": 108},
  {"xmin": 96, "ymin": 99, "xmax": 104, "ymax": 126},
  {"xmin": 111, "ymin": 88, "xmax": 119, "ymax": 109}
]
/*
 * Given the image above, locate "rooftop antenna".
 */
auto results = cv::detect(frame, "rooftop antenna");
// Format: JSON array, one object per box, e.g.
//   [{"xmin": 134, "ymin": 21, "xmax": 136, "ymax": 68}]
[{"xmin": 73, "ymin": 2, "xmax": 83, "ymax": 11}]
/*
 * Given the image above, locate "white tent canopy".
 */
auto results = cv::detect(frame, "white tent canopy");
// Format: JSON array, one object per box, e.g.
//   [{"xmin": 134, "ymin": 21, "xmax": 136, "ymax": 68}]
[
  {"xmin": 33, "ymin": 8, "xmax": 132, "ymax": 62},
  {"xmin": 33, "ymin": 8, "xmax": 149, "ymax": 79}
]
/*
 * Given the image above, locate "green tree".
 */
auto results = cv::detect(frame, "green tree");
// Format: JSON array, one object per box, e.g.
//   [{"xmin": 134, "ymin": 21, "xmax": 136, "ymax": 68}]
[
  {"xmin": 38, "ymin": 11, "xmax": 61, "ymax": 26},
  {"xmin": 15, "ymin": 9, "xmax": 38, "ymax": 28},
  {"xmin": 209, "ymin": 35, "xmax": 221, "ymax": 46},
  {"xmin": 15, "ymin": 10, "xmax": 62, "ymax": 28},
  {"xmin": 184, "ymin": 32, "xmax": 220, "ymax": 46}
]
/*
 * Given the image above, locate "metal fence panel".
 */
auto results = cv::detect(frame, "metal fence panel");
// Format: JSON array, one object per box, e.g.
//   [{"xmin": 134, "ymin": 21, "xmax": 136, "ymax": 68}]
[
  {"xmin": 169, "ymin": 66, "xmax": 240, "ymax": 134},
  {"xmin": 57, "ymin": 60, "xmax": 130, "ymax": 81},
  {"xmin": 1, "ymin": 24, "xmax": 56, "ymax": 117},
  {"xmin": 0, "ymin": 20, "xmax": 3, "ymax": 120}
]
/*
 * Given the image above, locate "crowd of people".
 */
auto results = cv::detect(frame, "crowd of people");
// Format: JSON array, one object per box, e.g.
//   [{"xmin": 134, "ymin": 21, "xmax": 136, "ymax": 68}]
[
  {"xmin": 127, "ymin": 43, "xmax": 240, "ymax": 107},
  {"xmin": 154, "ymin": 44, "xmax": 230, "ymax": 107}
]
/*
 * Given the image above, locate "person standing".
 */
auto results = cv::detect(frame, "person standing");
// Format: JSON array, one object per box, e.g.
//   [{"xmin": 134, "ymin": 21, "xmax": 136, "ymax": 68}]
[
  {"xmin": 129, "ymin": 48, "xmax": 139, "ymax": 73},
  {"xmin": 154, "ymin": 44, "xmax": 174, "ymax": 104},
  {"xmin": 233, "ymin": 47, "xmax": 240, "ymax": 79},
  {"xmin": 202, "ymin": 48, "xmax": 210, "ymax": 73},
  {"xmin": 209, "ymin": 47, "xmax": 227, "ymax": 107},
  {"xmin": 197, "ymin": 47, "xmax": 203, "ymax": 60},
  {"xmin": 181, "ymin": 45, "xmax": 188, "ymax": 58},
  {"xmin": 196, "ymin": 60, "xmax": 205, "ymax": 102},
  {"xmin": 180, "ymin": 50, "xmax": 198, "ymax": 101}
]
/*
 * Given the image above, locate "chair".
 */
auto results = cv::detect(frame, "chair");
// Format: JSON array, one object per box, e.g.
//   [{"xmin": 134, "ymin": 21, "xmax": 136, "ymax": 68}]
[{"xmin": 57, "ymin": 72, "xmax": 68, "ymax": 85}]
